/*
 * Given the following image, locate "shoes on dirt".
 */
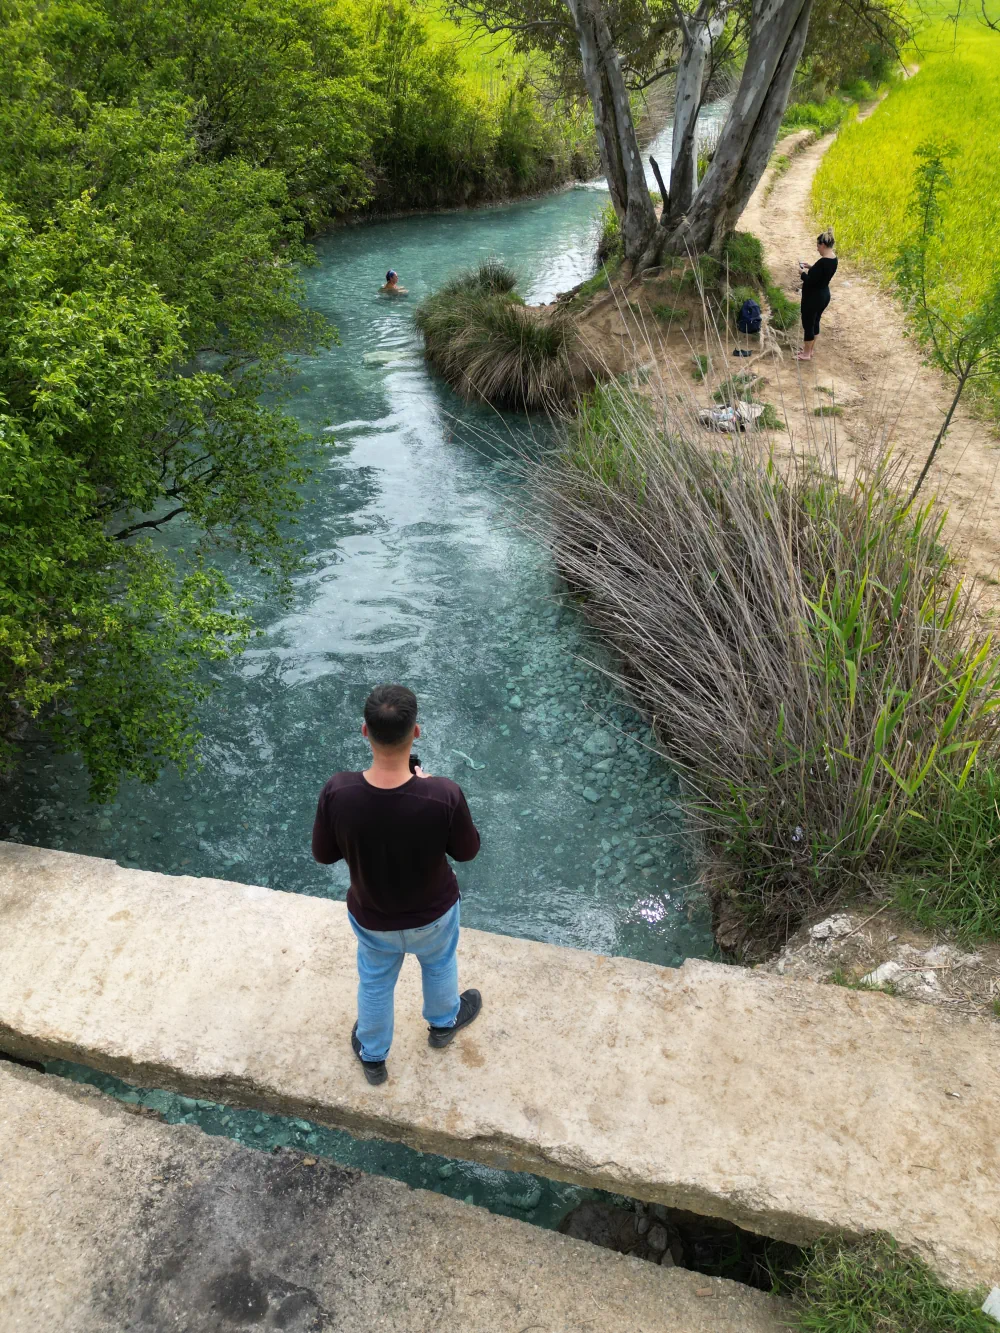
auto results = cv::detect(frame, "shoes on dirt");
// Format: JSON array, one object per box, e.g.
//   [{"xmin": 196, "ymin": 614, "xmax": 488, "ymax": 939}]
[
  {"xmin": 351, "ymin": 1022, "xmax": 388, "ymax": 1085},
  {"xmin": 428, "ymin": 989, "xmax": 482, "ymax": 1048}
]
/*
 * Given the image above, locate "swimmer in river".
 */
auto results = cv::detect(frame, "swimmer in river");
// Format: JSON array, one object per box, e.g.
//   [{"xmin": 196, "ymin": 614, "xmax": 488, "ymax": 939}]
[{"xmin": 380, "ymin": 269, "xmax": 408, "ymax": 296}]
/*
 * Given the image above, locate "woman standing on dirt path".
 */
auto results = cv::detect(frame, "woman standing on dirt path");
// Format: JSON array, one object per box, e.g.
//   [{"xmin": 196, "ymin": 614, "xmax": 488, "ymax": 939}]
[{"xmin": 797, "ymin": 230, "xmax": 838, "ymax": 361}]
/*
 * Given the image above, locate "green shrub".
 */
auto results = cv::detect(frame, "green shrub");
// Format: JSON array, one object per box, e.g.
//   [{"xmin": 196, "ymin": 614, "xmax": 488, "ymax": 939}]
[
  {"xmin": 791, "ymin": 1234, "xmax": 995, "ymax": 1332},
  {"xmin": 722, "ymin": 232, "xmax": 768, "ymax": 286},
  {"xmin": 536, "ymin": 382, "xmax": 1000, "ymax": 952},
  {"xmin": 596, "ymin": 201, "xmax": 623, "ymax": 265},
  {"xmin": 839, "ymin": 76, "xmax": 875, "ymax": 102},
  {"xmin": 782, "ymin": 96, "xmax": 856, "ymax": 134},
  {"xmin": 767, "ymin": 283, "xmax": 801, "ymax": 330},
  {"xmin": 651, "ymin": 302, "xmax": 689, "ymax": 324},
  {"xmin": 814, "ymin": 405, "xmax": 844, "ymax": 417},
  {"xmin": 692, "ymin": 353, "xmax": 711, "ymax": 382}
]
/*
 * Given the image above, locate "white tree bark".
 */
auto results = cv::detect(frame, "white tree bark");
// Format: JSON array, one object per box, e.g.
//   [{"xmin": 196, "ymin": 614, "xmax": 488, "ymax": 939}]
[
  {"xmin": 669, "ymin": 0, "xmax": 814, "ymax": 251},
  {"xmin": 669, "ymin": 0, "xmax": 725, "ymax": 216},
  {"xmin": 566, "ymin": 0, "xmax": 658, "ymax": 263}
]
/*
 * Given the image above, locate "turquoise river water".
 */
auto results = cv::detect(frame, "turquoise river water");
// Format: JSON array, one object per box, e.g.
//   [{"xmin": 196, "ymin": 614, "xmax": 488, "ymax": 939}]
[{"xmin": 3, "ymin": 158, "xmax": 717, "ymax": 1226}]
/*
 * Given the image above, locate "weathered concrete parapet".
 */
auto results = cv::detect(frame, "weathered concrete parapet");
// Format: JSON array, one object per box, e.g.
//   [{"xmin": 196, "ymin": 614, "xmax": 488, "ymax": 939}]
[
  {"xmin": 0, "ymin": 1062, "xmax": 790, "ymax": 1332},
  {"xmin": 1, "ymin": 841, "xmax": 997, "ymax": 1292}
]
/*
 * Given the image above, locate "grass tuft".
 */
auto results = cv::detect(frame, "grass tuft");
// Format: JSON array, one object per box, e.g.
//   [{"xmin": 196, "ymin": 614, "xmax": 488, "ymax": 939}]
[
  {"xmin": 814, "ymin": 405, "xmax": 844, "ymax": 417},
  {"xmin": 416, "ymin": 263, "xmax": 577, "ymax": 410},
  {"xmin": 892, "ymin": 765, "xmax": 1000, "ymax": 939},
  {"xmin": 651, "ymin": 302, "xmax": 689, "ymax": 324},
  {"xmin": 790, "ymin": 1234, "xmax": 995, "ymax": 1332},
  {"xmin": 722, "ymin": 232, "xmax": 767, "ymax": 286},
  {"xmin": 828, "ymin": 967, "xmax": 897, "ymax": 996},
  {"xmin": 692, "ymin": 353, "xmax": 711, "ymax": 382},
  {"xmin": 766, "ymin": 283, "xmax": 800, "ymax": 331}
]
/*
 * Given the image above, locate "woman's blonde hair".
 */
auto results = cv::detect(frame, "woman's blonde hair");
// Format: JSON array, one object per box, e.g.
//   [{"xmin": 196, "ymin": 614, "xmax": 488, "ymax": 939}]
[{"xmin": 817, "ymin": 228, "xmax": 835, "ymax": 248}]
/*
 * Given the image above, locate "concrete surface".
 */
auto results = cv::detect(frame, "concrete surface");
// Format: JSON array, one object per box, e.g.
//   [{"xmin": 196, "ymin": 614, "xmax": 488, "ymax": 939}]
[
  {"xmin": 1, "ymin": 842, "xmax": 998, "ymax": 1291},
  {"xmin": 0, "ymin": 1061, "xmax": 791, "ymax": 1332}
]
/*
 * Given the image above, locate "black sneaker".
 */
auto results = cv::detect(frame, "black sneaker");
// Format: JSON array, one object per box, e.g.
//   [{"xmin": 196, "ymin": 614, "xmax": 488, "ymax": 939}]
[
  {"xmin": 428, "ymin": 989, "xmax": 482, "ymax": 1048},
  {"xmin": 351, "ymin": 1023, "xmax": 388, "ymax": 1086}
]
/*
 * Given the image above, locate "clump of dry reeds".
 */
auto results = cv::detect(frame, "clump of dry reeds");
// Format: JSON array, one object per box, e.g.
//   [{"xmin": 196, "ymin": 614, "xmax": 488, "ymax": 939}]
[
  {"xmin": 530, "ymin": 381, "xmax": 1000, "ymax": 953},
  {"xmin": 415, "ymin": 259, "xmax": 578, "ymax": 411}
]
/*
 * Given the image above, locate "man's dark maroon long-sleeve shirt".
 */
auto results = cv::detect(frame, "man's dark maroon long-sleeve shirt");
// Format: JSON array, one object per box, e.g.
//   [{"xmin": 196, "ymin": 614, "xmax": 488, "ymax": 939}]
[{"xmin": 311, "ymin": 771, "xmax": 481, "ymax": 931}]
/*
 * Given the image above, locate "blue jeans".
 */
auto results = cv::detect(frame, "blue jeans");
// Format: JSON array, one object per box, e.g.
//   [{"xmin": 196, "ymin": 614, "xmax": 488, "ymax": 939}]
[{"xmin": 348, "ymin": 901, "xmax": 461, "ymax": 1062}]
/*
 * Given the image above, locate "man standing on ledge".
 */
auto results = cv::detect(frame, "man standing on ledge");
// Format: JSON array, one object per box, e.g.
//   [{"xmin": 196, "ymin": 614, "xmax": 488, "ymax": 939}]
[{"xmin": 312, "ymin": 684, "xmax": 482, "ymax": 1086}]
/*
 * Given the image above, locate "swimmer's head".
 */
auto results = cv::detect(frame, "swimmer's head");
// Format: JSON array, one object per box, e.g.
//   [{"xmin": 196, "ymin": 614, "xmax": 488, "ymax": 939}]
[{"xmin": 386, "ymin": 270, "xmax": 398, "ymax": 283}]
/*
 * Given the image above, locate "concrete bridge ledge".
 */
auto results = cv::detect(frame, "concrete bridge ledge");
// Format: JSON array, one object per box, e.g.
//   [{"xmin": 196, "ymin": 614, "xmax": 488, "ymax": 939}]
[
  {"xmin": 0, "ymin": 841, "xmax": 998, "ymax": 1294},
  {"xmin": 0, "ymin": 1061, "xmax": 792, "ymax": 1333}
]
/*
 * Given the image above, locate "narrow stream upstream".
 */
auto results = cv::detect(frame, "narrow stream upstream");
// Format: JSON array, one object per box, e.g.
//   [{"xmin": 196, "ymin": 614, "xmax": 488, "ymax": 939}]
[{"xmin": 3, "ymin": 116, "xmax": 726, "ymax": 1226}]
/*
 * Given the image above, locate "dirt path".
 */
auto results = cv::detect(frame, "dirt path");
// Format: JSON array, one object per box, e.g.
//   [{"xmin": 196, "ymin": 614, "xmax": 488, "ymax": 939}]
[{"xmin": 741, "ymin": 130, "xmax": 1000, "ymax": 599}]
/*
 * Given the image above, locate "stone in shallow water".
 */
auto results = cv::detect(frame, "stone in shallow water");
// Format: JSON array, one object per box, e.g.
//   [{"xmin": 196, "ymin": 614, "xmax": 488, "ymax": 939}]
[
  {"xmin": 583, "ymin": 729, "xmax": 618, "ymax": 757},
  {"xmin": 582, "ymin": 787, "xmax": 601, "ymax": 804}
]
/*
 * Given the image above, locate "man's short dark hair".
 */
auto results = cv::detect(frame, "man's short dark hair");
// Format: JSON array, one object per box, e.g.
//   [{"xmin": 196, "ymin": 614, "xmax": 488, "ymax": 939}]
[{"xmin": 364, "ymin": 684, "xmax": 418, "ymax": 747}]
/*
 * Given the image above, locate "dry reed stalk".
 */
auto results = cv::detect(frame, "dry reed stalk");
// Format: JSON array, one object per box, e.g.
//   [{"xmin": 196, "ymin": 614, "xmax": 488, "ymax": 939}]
[{"xmin": 518, "ymin": 353, "xmax": 1000, "ymax": 951}]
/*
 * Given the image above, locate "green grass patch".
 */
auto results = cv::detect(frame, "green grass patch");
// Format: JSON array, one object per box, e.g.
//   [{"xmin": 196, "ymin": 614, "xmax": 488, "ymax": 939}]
[
  {"xmin": 569, "ymin": 258, "xmax": 621, "ymax": 305},
  {"xmin": 814, "ymin": 405, "xmax": 844, "ymax": 417},
  {"xmin": 892, "ymin": 764, "xmax": 1000, "ymax": 940},
  {"xmin": 789, "ymin": 1234, "xmax": 995, "ymax": 1332},
  {"xmin": 722, "ymin": 232, "xmax": 767, "ymax": 286},
  {"xmin": 782, "ymin": 95, "xmax": 858, "ymax": 135},
  {"xmin": 692, "ymin": 353, "xmax": 711, "ymax": 382},
  {"xmin": 713, "ymin": 372, "xmax": 765, "ymax": 405},
  {"xmin": 828, "ymin": 967, "xmax": 896, "ymax": 995},
  {"xmin": 766, "ymin": 283, "xmax": 800, "ymax": 331},
  {"xmin": 813, "ymin": 11, "xmax": 1000, "ymax": 407},
  {"xmin": 566, "ymin": 381, "xmax": 649, "ymax": 494},
  {"xmin": 650, "ymin": 302, "xmax": 689, "ymax": 324}
]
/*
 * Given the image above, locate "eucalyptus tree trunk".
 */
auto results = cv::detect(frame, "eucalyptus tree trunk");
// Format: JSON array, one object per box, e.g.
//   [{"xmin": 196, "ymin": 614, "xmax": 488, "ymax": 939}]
[
  {"xmin": 667, "ymin": 0, "xmax": 814, "ymax": 252},
  {"xmin": 566, "ymin": 0, "xmax": 658, "ymax": 264},
  {"xmin": 669, "ymin": 0, "xmax": 725, "ymax": 217}
]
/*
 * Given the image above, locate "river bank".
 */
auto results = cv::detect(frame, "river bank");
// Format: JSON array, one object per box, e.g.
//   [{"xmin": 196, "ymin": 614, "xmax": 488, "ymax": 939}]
[{"xmin": 421, "ymin": 119, "xmax": 1000, "ymax": 962}]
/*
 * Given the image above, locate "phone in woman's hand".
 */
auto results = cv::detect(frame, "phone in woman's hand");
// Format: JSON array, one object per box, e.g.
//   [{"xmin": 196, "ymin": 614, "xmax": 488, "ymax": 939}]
[{"xmin": 408, "ymin": 752, "xmax": 422, "ymax": 774}]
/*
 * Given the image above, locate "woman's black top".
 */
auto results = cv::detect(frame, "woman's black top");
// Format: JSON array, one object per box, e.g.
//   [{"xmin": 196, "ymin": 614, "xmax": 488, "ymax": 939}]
[{"xmin": 801, "ymin": 255, "xmax": 838, "ymax": 303}]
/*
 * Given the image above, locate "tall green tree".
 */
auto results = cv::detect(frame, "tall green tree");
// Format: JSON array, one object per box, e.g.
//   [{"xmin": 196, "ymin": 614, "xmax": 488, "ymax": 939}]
[
  {"xmin": 451, "ymin": 0, "xmax": 908, "ymax": 264},
  {"xmin": 0, "ymin": 0, "xmax": 591, "ymax": 797}
]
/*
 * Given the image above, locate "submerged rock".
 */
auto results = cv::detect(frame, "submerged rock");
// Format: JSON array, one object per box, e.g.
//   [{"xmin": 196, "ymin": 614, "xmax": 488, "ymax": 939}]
[{"xmin": 583, "ymin": 729, "xmax": 618, "ymax": 757}]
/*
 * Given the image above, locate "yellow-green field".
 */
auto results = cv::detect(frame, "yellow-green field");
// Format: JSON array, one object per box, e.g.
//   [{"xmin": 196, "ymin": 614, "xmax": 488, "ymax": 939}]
[
  {"xmin": 417, "ymin": 2, "xmax": 530, "ymax": 88},
  {"xmin": 812, "ymin": 11, "xmax": 1000, "ymax": 312}
]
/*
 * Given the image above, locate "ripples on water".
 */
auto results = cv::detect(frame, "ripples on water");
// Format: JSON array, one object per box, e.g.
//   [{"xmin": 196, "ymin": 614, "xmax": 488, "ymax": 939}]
[{"xmin": 6, "ymin": 175, "xmax": 716, "ymax": 1222}]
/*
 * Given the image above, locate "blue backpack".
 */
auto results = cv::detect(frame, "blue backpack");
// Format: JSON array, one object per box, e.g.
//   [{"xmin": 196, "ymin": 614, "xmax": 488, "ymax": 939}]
[{"xmin": 737, "ymin": 297, "xmax": 762, "ymax": 335}]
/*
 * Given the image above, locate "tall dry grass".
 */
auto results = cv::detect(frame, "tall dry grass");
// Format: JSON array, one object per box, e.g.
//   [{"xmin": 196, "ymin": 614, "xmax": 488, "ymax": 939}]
[
  {"xmin": 416, "ymin": 259, "xmax": 579, "ymax": 410},
  {"xmin": 528, "ymin": 380, "xmax": 1000, "ymax": 951}
]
